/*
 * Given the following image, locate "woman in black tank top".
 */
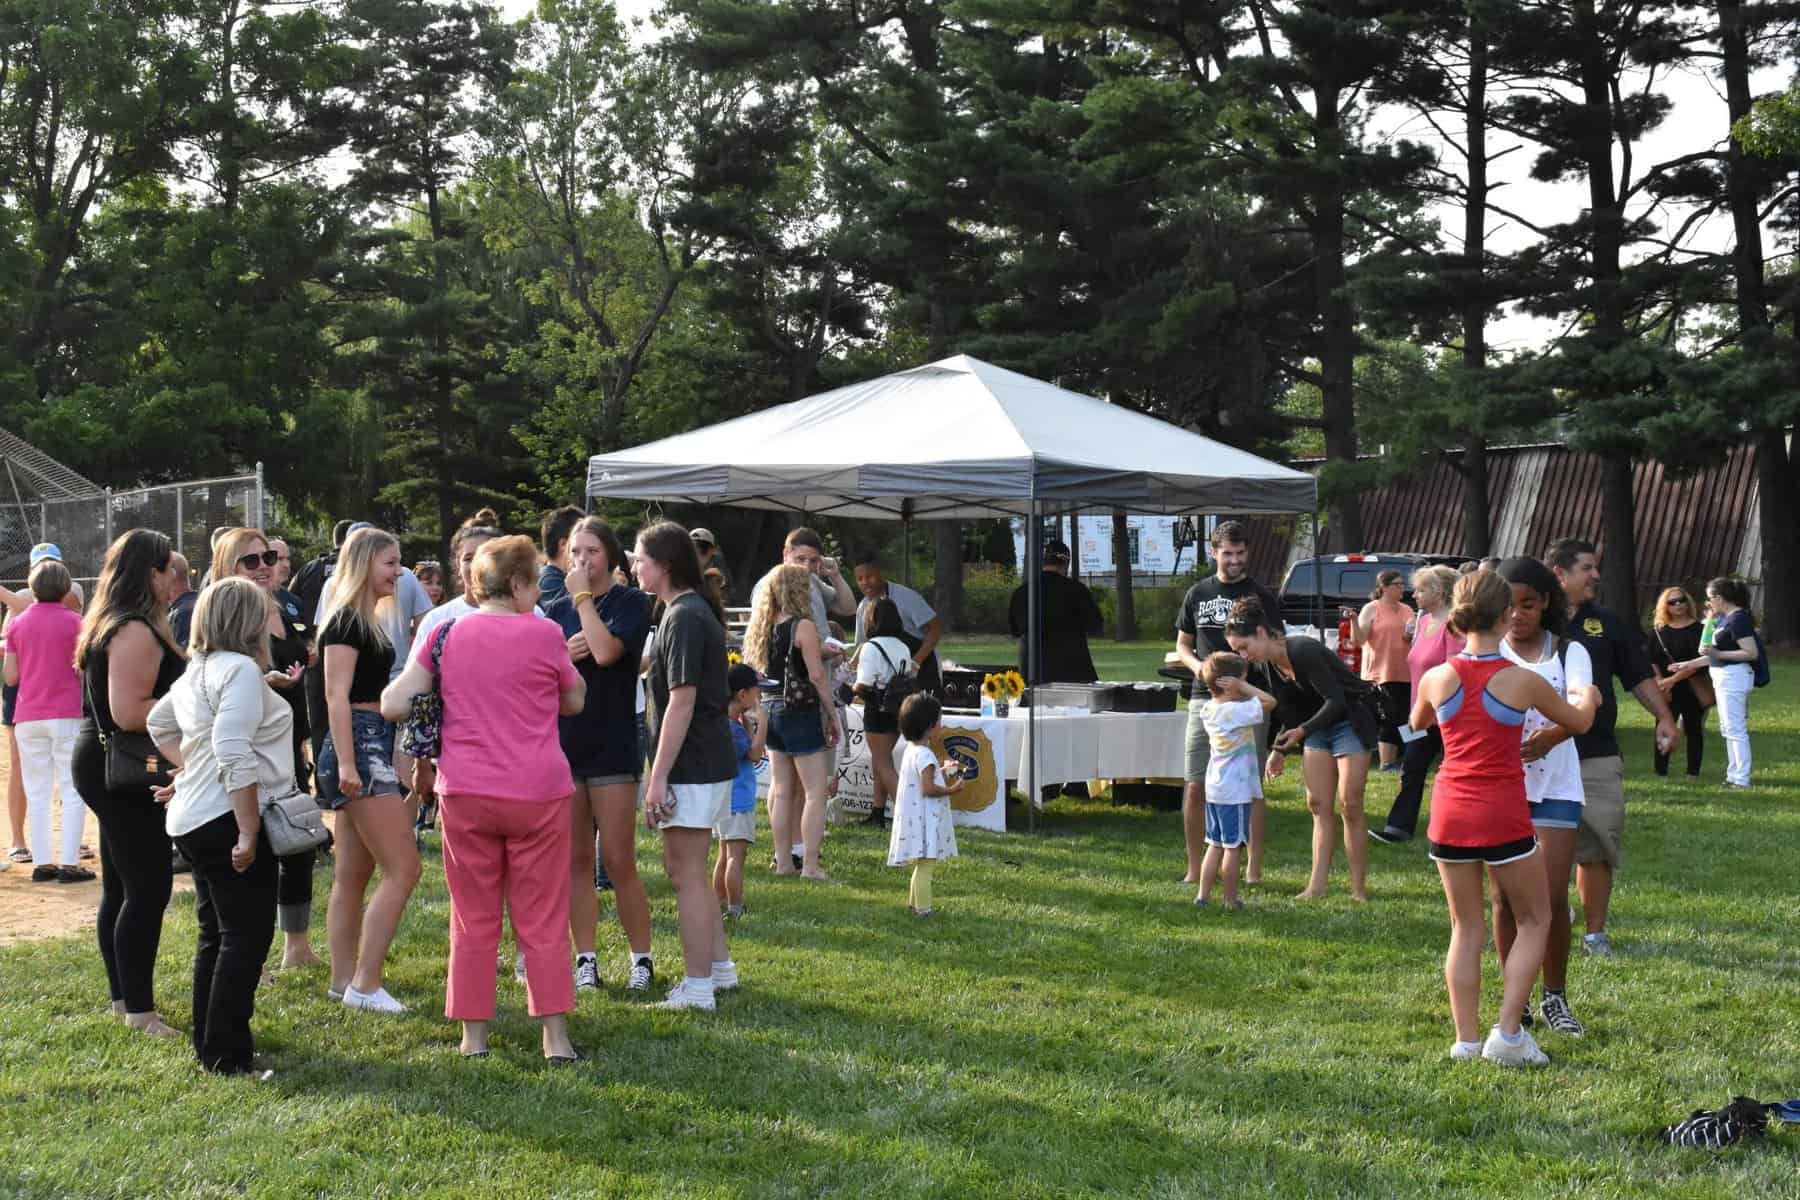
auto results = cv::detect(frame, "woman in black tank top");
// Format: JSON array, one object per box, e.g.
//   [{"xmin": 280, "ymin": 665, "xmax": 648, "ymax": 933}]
[{"xmin": 72, "ymin": 530, "xmax": 187, "ymax": 1039}]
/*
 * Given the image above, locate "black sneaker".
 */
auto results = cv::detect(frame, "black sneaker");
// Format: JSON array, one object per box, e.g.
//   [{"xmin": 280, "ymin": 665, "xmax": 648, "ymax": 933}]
[
  {"xmin": 1519, "ymin": 1001, "xmax": 1534, "ymax": 1029},
  {"xmin": 1368, "ymin": 826, "xmax": 1411, "ymax": 845},
  {"xmin": 626, "ymin": 958, "xmax": 655, "ymax": 993},
  {"xmin": 31, "ymin": 865, "xmax": 58, "ymax": 883},
  {"xmin": 58, "ymin": 865, "xmax": 96, "ymax": 883},
  {"xmin": 790, "ymin": 852, "xmax": 803, "ymax": 872},
  {"xmin": 1539, "ymin": 991, "xmax": 1585, "ymax": 1038}
]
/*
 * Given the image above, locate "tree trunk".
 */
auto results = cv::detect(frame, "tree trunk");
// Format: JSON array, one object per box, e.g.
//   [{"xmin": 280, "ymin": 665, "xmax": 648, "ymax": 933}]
[
  {"xmin": 1313, "ymin": 82, "xmax": 1363, "ymax": 550},
  {"xmin": 1599, "ymin": 455, "xmax": 1638, "ymax": 616},
  {"xmin": 1111, "ymin": 510, "xmax": 1137, "ymax": 641},
  {"xmin": 1718, "ymin": 0, "xmax": 1794, "ymax": 642},
  {"xmin": 933, "ymin": 521, "xmax": 963, "ymax": 631},
  {"xmin": 1460, "ymin": 12, "xmax": 1493, "ymax": 558}
]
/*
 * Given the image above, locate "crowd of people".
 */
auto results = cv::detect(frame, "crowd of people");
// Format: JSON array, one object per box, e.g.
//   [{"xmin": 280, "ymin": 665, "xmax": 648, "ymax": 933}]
[
  {"xmin": 1171, "ymin": 520, "xmax": 1769, "ymax": 1065},
  {"xmin": 0, "ymin": 505, "xmax": 1769, "ymax": 1079}
]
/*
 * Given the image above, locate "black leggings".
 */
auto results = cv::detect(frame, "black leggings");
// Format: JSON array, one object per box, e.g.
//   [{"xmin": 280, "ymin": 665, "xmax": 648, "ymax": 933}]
[
  {"xmin": 74, "ymin": 730, "xmax": 174, "ymax": 1014},
  {"xmin": 1655, "ymin": 681, "xmax": 1707, "ymax": 777},
  {"xmin": 277, "ymin": 850, "xmax": 315, "ymax": 933}
]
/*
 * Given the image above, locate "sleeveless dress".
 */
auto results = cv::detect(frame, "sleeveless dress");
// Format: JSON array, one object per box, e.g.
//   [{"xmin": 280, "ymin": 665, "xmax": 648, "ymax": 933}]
[{"xmin": 1426, "ymin": 653, "xmax": 1535, "ymax": 860}]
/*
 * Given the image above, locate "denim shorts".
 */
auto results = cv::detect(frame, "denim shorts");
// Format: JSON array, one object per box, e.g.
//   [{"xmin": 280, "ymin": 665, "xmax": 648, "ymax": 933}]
[
  {"xmin": 1528, "ymin": 797, "xmax": 1584, "ymax": 830},
  {"xmin": 1303, "ymin": 719, "xmax": 1372, "ymax": 758},
  {"xmin": 315, "ymin": 709, "xmax": 403, "ymax": 810},
  {"xmin": 766, "ymin": 701, "xmax": 827, "ymax": 756}
]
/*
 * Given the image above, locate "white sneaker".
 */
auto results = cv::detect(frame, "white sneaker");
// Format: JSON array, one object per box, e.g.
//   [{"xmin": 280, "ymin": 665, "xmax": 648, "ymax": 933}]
[
  {"xmin": 342, "ymin": 986, "xmax": 408, "ymax": 1014},
  {"xmin": 1448, "ymin": 1040, "xmax": 1482, "ymax": 1061},
  {"xmin": 1481, "ymin": 1025, "xmax": 1549, "ymax": 1067},
  {"xmin": 654, "ymin": 981, "xmax": 716, "ymax": 1011},
  {"xmin": 574, "ymin": 955, "xmax": 601, "ymax": 992},
  {"xmin": 711, "ymin": 962, "xmax": 739, "ymax": 991}
]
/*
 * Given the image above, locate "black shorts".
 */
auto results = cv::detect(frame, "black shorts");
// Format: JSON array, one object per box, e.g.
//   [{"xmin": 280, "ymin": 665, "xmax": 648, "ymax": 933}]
[
  {"xmin": 1428, "ymin": 835, "xmax": 1538, "ymax": 866},
  {"xmin": 862, "ymin": 705, "xmax": 898, "ymax": 737}
]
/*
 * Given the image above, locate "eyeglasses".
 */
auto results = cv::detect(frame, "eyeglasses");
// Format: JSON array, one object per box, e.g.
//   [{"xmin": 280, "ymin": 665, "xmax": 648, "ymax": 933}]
[{"xmin": 238, "ymin": 550, "xmax": 279, "ymax": 570}]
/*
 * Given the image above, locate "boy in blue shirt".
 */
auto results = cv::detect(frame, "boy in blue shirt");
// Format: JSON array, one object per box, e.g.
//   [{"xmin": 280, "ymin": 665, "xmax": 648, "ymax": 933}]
[
  {"xmin": 713, "ymin": 664, "xmax": 767, "ymax": 917},
  {"xmin": 1195, "ymin": 652, "xmax": 1277, "ymax": 910}
]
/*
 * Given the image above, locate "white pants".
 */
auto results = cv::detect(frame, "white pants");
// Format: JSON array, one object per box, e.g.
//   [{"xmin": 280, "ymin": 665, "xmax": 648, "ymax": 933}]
[
  {"xmin": 1710, "ymin": 664, "xmax": 1753, "ymax": 787},
  {"xmin": 18, "ymin": 717, "xmax": 84, "ymax": 867}
]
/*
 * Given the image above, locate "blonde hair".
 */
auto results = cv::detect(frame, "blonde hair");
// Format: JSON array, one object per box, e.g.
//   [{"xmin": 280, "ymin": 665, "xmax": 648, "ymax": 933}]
[
  {"xmin": 1449, "ymin": 568, "xmax": 1512, "ymax": 636},
  {"xmin": 321, "ymin": 527, "xmax": 397, "ymax": 649},
  {"xmin": 190, "ymin": 578, "xmax": 274, "ymax": 667},
  {"xmin": 1654, "ymin": 587, "xmax": 1697, "ymax": 628},
  {"xmin": 1411, "ymin": 565, "xmax": 1460, "ymax": 610},
  {"xmin": 469, "ymin": 535, "xmax": 539, "ymax": 604},
  {"xmin": 743, "ymin": 564, "xmax": 813, "ymax": 673},
  {"xmin": 214, "ymin": 527, "xmax": 269, "ymax": 582}
]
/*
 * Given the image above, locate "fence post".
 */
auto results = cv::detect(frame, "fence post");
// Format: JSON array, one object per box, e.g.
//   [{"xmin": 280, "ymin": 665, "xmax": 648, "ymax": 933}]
[
  {"xmin": 103, "ymin": 488, "xmax": 113, "ymax": 546},
  {"xmin": 253, "ymin": 462, "xmax": 264, "ymax": 528}
]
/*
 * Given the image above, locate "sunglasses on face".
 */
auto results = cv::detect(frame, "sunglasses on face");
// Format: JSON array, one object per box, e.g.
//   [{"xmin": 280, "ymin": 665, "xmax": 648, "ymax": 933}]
[
  {"xmin": 1668, "ymin": 598, "xmax": 1688, "ymax": 606},
  {"xmin": 238, "ymin": 550, "xmax": 279, "ymax": 570}
]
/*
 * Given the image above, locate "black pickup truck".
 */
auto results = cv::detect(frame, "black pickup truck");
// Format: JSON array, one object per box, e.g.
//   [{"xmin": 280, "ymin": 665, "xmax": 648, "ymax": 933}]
[{"xmin": 1279, "ymin": 553, "xmax": 1474, "ymax": 633}]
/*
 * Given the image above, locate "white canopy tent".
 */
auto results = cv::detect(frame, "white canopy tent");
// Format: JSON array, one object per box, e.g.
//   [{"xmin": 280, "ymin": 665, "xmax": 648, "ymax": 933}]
[{"xmin": 586, "ymin": 355, "xmax": 1317, "ymax": 828}]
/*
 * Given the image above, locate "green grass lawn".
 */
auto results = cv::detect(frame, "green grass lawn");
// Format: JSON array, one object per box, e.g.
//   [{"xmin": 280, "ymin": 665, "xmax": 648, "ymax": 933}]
[
  {"xmin": 4, "ymin": 656, "xmax": 1800, "ymax": 1197},
  {"xmin": 937, "ymin": 635, "xmax": 1170, "ymax": 680}
]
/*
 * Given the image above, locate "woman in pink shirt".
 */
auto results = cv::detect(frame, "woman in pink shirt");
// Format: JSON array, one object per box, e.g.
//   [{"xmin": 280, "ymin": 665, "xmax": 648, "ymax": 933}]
[
  {"xmin": 1371, "ymin": 565, "xmax": 1464, "ymax": 844},
  {"xmin": 383, "ymin": 535, "xmax": 585, "ymax": 1062},
  {"xmin": 1350, "ymin": 570, "xmax": 1415, "ymax": 772},
  {"xmin": 5, "ymin": 559, "xmax": 91, "ymax": 882}
]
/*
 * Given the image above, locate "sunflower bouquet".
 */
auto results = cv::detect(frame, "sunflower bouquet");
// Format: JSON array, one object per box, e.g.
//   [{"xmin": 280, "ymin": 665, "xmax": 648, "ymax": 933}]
[{"xmin": 981, "ymin": 670, "xmax": 1026, "ymax": 709}]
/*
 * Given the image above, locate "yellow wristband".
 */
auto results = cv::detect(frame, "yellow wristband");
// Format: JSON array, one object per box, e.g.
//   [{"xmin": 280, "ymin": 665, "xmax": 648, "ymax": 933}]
[{"xmin": 572, "ymin": 591, "xmax": 594, "ymax": 607}]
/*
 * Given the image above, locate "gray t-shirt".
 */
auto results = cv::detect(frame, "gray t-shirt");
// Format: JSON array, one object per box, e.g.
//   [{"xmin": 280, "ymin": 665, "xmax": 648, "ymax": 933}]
[
  {"xmin": 647, "ymin": 593, "xmax": 736, "ymax": 784},
  {"xmin": 853, "ymin": 580, "xmax": 937, "ymax": 644},
  {"xmin": 749, "ymin": 572, "xmax": 837, "ymax": 637}
]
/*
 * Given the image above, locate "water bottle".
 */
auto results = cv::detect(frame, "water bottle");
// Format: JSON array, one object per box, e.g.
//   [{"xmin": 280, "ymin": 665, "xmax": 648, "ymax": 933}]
[{"xmin": 1701, "ymin": 615, "xmax": 1717, "ymax": 648}]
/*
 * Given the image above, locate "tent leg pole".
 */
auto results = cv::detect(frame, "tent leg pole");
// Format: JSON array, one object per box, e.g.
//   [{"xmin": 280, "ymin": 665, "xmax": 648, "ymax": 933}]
[
  {"xmin": 1026, "ymin": 499, "xmax": 1041, "ymax": 835},
  {"xmin": 902, "ymin": 515, "xmax": 912, "ymax": 589}
]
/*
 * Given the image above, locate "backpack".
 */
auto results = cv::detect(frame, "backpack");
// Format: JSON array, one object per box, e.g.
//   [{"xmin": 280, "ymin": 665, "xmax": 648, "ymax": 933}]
[
  {"xmin": 777, "ymin": 618, "xmax": 820, "ymax": 712},
  {"xmin": 866, "ymin": 640, "xmax": 919, "ymax": 717},
  {"xmin": 293, "ymin": 552, "xmax": 336, "ymax": 625},
  {"xmin": 1752, "ymin": 628, "xmax": 1771, "ymax": 689}
]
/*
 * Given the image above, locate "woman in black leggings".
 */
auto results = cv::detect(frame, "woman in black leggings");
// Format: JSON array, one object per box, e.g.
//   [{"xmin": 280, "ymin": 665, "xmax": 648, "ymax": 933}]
[
  {"xmin": 73, "ymin": 529, "xmax": 187, "ymax": 1038},
  {"xmin": 1647, "ymin": 587, "xmax": 1707, "ymax": 778}
]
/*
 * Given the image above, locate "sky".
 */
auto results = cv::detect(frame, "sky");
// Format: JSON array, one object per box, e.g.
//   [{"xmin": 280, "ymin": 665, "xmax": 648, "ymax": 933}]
[{"xmin": 500, "ymin": 0, "xmax": 1793, "ymax": 356}]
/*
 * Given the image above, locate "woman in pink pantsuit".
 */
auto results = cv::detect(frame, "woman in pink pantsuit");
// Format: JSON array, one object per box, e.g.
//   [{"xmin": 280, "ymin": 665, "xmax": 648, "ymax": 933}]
[{"xmin": 383, "ymin": 535, "xmax": 585, "ymax": 1061}]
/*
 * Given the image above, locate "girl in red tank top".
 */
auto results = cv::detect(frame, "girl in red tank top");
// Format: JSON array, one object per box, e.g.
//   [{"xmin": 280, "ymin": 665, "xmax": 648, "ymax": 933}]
[{"xmin": 1410, "ymin": 569, "xmax": 1598, "ymax": 1068}]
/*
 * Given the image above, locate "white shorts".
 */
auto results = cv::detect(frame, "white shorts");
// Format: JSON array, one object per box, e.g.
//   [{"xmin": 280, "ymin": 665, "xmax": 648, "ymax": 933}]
[{"xmin": 662, "ymin": 780, "xmax": 730, "ymax": 831}]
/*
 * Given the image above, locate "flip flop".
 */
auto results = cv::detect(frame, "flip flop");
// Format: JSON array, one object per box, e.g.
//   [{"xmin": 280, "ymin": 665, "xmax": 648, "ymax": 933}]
[{"xmin": 7, "ymin": 847, "xmax": 29, "ymax": 863}]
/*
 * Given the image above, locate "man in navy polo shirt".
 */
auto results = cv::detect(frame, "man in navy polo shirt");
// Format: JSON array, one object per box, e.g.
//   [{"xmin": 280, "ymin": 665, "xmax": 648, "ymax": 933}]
[{"xmin": 1547, "ymin": 537, "xmax": 1678, "ymax": 958}]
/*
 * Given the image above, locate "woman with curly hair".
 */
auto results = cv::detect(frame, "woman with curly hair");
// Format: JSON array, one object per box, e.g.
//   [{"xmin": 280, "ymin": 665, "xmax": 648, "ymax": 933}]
[{"xmin": 743, "ymin": 564, "xmax": 840, "ymax": 880}]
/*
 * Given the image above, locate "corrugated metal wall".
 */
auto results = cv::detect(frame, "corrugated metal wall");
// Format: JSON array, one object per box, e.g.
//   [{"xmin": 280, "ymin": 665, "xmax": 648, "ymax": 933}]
[{"xmin": 1228, "ymin": 443, "xmax": 1763, "ymax": 619}]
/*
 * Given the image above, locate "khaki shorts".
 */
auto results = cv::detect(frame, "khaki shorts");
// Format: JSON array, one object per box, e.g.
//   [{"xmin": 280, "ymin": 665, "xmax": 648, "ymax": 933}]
[
  {"xmin": 1185, "ymin": 699, "xmax": 1268, "ymax": 789},
  {"xmin": 715, "ymin": 810, "xmax": 756, "ymax": 843},
  {"xmin": 1575, "ymin": 756, "xmax": 1625, "ymax": 869},
  {"xmin": 662, "ymin": 781, "xmax": 730, "ymax": 831}
]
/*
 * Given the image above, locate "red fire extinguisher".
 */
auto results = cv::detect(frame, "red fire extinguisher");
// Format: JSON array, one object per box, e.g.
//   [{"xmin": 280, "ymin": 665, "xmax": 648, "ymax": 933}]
[{"xmin": 1337, "ymin": 610, "xmax": 1362, "ymax": 675}]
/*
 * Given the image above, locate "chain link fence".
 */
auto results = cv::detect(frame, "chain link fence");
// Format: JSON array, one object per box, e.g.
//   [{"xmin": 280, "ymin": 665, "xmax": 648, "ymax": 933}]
[{"xmin": 0, "ymin": 471, "xmax": 264, "ymax": 590}]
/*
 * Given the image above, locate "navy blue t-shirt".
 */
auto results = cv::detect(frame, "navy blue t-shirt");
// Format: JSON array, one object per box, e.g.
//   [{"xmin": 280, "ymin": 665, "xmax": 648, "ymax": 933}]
[
  {"xmin": 1566, "ymin": 602, "xmax": 1652, "ymax": 761},
  {"xmin": 544, "ymin": 582, "xmax": 651, "ymax": 777},
  {"xmin": 1712, "ymin": 609, "xmax": 1754, "ymax": 654}
]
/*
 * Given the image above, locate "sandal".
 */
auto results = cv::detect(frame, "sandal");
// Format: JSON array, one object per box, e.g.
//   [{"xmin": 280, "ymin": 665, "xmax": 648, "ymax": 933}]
[
  {"xmin": 545, "ymin": 1047, "xmax": 585, "ymax": 1066},
  {"xmin": 7, "ymin": 847, "xmax": 29, "ymax": 864}
]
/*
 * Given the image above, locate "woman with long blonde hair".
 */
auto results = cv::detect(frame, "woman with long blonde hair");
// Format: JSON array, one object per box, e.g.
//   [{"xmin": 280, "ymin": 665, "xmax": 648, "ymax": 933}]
[
  {"xmin": 743, "ymin": 563, "xmax": 840, "ymax": 880},
  {"xmin": 316, "ymin": 526, "xmax": 420, "ymax": 1013},
  {"xmin": 71, "ymin": 529, "xmax": 186, "ymax": 1037},
  {"xmin": 1646, "ymin": 586, "xmax": 1708, "ymax": 779}
]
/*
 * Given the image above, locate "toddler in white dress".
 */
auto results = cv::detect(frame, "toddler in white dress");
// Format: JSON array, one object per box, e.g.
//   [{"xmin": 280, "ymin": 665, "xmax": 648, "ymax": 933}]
[{"xmin": 887, "ymin": 693, "xmax": 961, "ymax": 915}]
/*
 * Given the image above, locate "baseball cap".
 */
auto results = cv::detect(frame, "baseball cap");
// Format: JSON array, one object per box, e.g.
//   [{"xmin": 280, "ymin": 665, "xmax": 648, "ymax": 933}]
[
  {"xmin": 347, "ymin": 521, "xmax": 374, "ymax": 534},
  {"xmin": 29, "ymin": 542, "xmax": 62, "ymax": 565},
  {"xmin": 1043, "ymin": 540, "xmax": 1072, "ymax": 562},
  {"xmin": 690, "ymin": 527, "xmax": 716, "ymax": 547},
  {"xmin": 727, "ymin": 663, "xmax": 761, "ymax": 693}
]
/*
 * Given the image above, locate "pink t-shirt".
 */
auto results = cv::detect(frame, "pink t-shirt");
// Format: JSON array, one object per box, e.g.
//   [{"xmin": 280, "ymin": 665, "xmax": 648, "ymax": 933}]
[
  {"xmin": 421, "ymin": 610, "xmax": 579, "ymax": 802},
  {"xmin": 8, "ymin": 601, "xmax": 82, "ymax": 722}
]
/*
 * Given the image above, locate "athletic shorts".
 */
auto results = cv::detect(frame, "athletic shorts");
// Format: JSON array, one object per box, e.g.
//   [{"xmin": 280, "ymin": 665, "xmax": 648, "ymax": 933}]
[
  {"xmin": 1575, "ymin": 756, "xmax": 1625, "ymax": 869},
  {"xmin": 714, "ymin": 810, "xmax": 756, "ymax": 843},
  {"xmin": 1528, "ymin": 797, "xmax": 1584, "ymax": 830},
  {"xmin": 661, "ymin": 780, "xmax": 730, "ymax": 831},
  {"xmin": 1428, "ymin": 835, "xmax": 1539, "ymax": 866},
  {"xmin": 1204, "ymin": 801, "xmax": 1249, "ymax": 849}
]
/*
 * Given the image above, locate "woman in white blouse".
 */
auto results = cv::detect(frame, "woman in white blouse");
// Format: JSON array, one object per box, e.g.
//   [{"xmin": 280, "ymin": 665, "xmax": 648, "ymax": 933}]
[{"xmin": 148, "ymin": 578, "xmax": 297, "ymax": 1076}]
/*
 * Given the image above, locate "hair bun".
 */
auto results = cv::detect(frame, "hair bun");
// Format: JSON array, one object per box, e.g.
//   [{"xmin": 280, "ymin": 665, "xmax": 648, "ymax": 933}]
[{"xmin": 464, "ymin": 507, "xmax": 500, "ymax": 529}]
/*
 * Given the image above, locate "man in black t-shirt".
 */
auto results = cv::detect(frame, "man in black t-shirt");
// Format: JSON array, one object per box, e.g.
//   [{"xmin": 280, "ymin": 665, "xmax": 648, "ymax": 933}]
[
  {"xmin": 1548, "ymin": 538, "xmax": 1678, "ymax": 959},
  {"xmin": 1175, "ymin": 521, "xmax": 1282, "ymax": 886}
]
